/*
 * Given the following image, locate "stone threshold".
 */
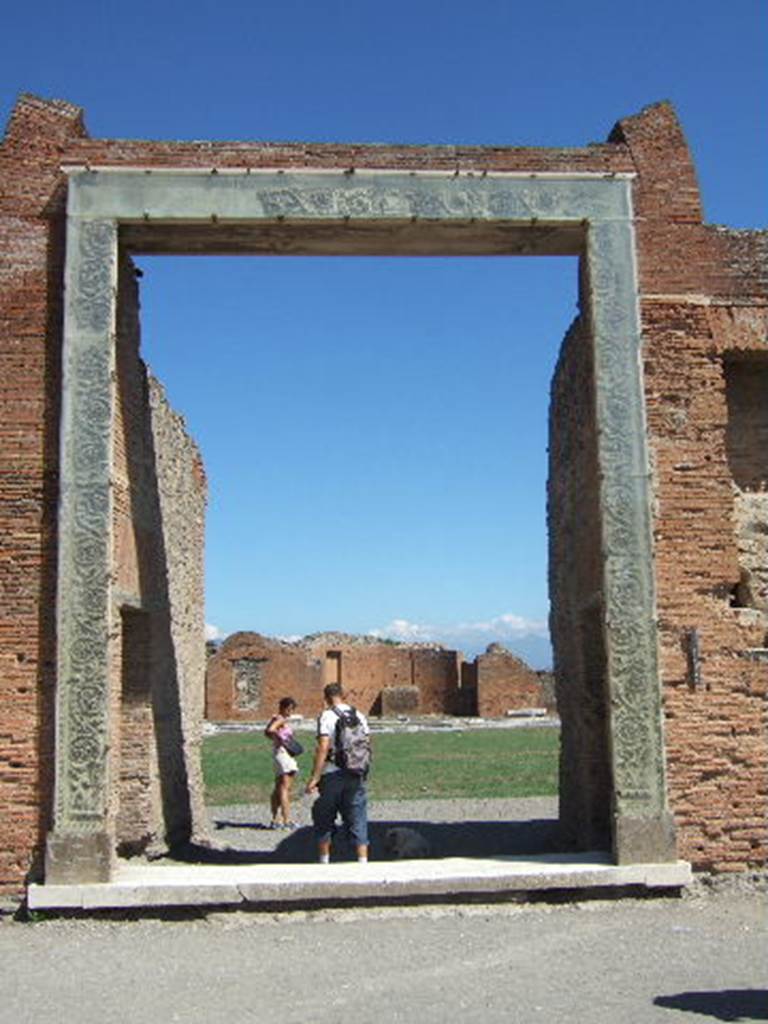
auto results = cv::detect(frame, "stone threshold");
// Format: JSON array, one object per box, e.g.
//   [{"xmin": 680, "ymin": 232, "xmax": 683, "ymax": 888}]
[{"xmin": 28, "ymin": 853, "xmax": 692, "ymax": 911}]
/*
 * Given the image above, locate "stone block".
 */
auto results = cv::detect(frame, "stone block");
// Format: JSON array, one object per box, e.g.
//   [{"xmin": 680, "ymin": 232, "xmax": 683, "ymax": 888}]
[
  {"xmin": 45, "ymin": 831, "xmax": 113, "ymax": 885},
  {"xmin": 381, "ymin": 686, "xmax": 420, "ymax": 716}
]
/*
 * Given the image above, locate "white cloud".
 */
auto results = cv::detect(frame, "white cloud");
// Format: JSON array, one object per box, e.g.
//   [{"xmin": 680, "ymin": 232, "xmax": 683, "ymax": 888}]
[
  {"xmin": 456, "ymin": 612, "xmax": 548, "ymax": 637},
  {"xmin": 368, "ymin": 612, "xmax": 550, "ymax": 662},
  {"xmin": 369, "ymin": 618, "xmax": 436, "ymax": 643},
  {"xmin": 205, "ymin": 623, "xmax": 224, "ymax": 642}
]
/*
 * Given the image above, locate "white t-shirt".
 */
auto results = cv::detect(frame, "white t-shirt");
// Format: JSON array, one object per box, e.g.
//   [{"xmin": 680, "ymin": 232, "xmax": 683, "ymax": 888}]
[{"xmin": 317, "ymin": 703, "xmax": 369, "ymax": 774}]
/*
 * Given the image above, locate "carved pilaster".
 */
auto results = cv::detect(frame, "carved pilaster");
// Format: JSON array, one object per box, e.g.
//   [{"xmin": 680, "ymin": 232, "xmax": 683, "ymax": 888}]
[
  {"xmin": 588, "ymin": 218, "xmax": 676, "ymax": 862},
  {"xmin": 48, "ymin": 215, "xmax": 117, "ymax": 882}
]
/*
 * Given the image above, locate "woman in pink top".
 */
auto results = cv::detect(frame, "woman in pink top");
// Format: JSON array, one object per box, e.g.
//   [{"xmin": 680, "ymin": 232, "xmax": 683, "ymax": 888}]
[{"xmin": 264, "ymin": 696, "xmax": 300, "ymax": 829}]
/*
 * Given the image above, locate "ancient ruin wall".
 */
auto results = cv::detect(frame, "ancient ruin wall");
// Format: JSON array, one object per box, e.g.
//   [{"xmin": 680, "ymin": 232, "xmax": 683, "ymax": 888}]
[
  {"xmin": 610, "ymin": 105, "xmax": 768, "ymax": 871},
  {"xmin": 616, "ymin": 107, "xmax": 767, "ymax": 870},
  {"xmin": 641, "ymin": 299, "xmax": 768, "ymax": 871},
  {"xmin": 147, "ymin": 374, "xmax": 208, "ymax": 846},
  {"xmin": 111, "ymin": 256, "xmax": 208, "ymax": 854},
  {"xmin": 111, "ymin": 258, "xmax": 207, "ymax": 855},
  {"xmin": 0, "ymin": 98, "xmax": 83, "ymax": 893},
  {"xmin": 206, "ymin": 633, "xmax": 322, "ymax": 722},
  {"xmin": 1, "ymin": 93, "xmax": 766, "ymax": 889},
  {"xmin": 0, "ymin": 97, "xmax": 209, "ymax": 891},
  {"xmin": 475, "ymin": 645, "xmax": 546, "ymax": 718},
  {"xmin": 410, "ymin": 648, "xmax": 464, "ymax": 714},
  {"xmin": 306, "ymin": 639, "xmax": 421, "ymax": 714},
  {"xmin": 316, "ymin": 642, "xmax": 462, "ymax": 716},
  {"xmin": 380, "ymin": 686, "xmax": 421, "ymax": 716},
  {"xmin": 111, "ymin": 256, "xmax": 158, "ymax": 853},
  {"xmin": 545, "ymin": 103, "xmax": 768, "ymax": 869},
  {"xmin": 206, "ymin": 633, "xmax": 547, "ymax": 721},
  {"xmin": 206, "ymin": 633, "xmax": 463, "ymax": 719},
  {"xmin": 725, "ymin": 358, "xmax": 768, "ymax": 614}
]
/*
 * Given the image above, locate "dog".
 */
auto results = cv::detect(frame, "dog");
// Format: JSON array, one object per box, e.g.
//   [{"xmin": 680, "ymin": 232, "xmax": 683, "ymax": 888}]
[{"xmin": 384, "ymin": 826, "xmax": 432, "ymax": 859}]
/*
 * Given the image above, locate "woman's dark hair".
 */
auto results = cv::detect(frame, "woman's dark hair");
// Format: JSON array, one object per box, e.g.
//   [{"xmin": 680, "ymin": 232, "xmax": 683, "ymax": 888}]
[{"xmin": 279, "ymin": 696, "xmax": 296, "ymax": 713}]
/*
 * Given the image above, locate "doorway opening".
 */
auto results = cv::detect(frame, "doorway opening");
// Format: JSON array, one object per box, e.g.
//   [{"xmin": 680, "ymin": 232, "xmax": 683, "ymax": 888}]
[
  {"xmin": 135, "ymin": 250, "xmax": 581, "ymax": 865},
  {"xmin": 324, "ymin": 653, "xmax": 343, "ymax": 687}
]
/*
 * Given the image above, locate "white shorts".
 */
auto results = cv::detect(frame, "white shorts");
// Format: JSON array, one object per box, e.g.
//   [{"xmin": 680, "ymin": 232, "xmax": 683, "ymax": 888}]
[{"xmin": 273, "ymin": 748, "xmax": 298, "ymax": 777}]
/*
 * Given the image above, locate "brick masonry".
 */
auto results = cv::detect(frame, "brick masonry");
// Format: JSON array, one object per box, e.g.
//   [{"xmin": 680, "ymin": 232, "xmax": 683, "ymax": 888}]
[
  {"xmin": 206, "ymin": 632, "xmax": 547, "ymax": 721},
  {"xmin": 549, "ymin": 105, "xmax": 768, "ymax": 871},
  {"xmin": 475, "ymin": 645, "xmax": 547, "ymax": 719},
  {"xmin": 111, "ymin": 253, "xmax": 208, "ymax": 855},
  {"xmin": 640, "ymin": 299, "xmax": 768, "ymax": 872},
  {"xmin": 206, "ymin": 633, "xmax": 467, "ymax": 719},
  {"xmin": 0, "ymin": 96, "xmax": 208, "ymax": 893},
  {"xmin": 0, "ymin": 93, "xmax": 765, "ymax": 892}
]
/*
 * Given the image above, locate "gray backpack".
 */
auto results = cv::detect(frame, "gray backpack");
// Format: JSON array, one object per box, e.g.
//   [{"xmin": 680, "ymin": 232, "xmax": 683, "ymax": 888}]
[{"xmin": 331, "ymin": 706, "xmax": 372, "ymax": 777}]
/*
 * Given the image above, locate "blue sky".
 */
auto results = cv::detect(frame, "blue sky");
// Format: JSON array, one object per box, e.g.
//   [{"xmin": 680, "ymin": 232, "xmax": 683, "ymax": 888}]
[{"xmin": 2, "ymin": 1, "xmax": 765, "ymax": 666}]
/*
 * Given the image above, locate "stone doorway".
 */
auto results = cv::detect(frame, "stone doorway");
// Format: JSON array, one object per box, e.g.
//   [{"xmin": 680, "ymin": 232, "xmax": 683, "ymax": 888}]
[{"xmin": 47, "ymin": 167, "xmax": 676, "ymax": 883}]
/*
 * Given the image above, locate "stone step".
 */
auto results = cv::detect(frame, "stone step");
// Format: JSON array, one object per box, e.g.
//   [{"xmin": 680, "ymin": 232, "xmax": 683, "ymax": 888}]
[{"xmin": 28, "ymin": 853, "xmax": 692, "ymax": 912}]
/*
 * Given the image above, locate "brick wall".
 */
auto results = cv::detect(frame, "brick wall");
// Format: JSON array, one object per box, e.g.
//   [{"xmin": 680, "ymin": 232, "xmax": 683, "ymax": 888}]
[
  {"xmin": 111, "ymin": 256, "xmax": 157, "ymax": 851},
  {"xmin": 610, "ymin": 108, "xmax": 767, "ymax": 870},
  {"xmin": 206, "ymin": 634, "xmax": 550, "ymax": 721},
  {"xmin": 0, "ymin": 96, "xmax": 209, "ymax": 891},
  {"xmin": 313, "ymin": 642, "xmax": 417, "ymax": 713},
  {"xmin": 0, "ymin": 97, "xmax": 84, "ymax": 894},
  {"xmin": 146, "ymin": 372, "xmax": 208, "ymax": 847},
  {"xmin": 475, "ymin": 645, "xmax": 546, "ymax": 717},
  {"xmin": 546, "ymin": 103, "xmax": 768, "ymax": 868},
  {"xmin": 2, "ymin": 93, "xmax": 766, "ymax": 889},
  {"xmin": 407, "ymin": 649, "xmax": 462, "ymax": 715},
  {"xmin": 110, "ymin": 253, "xmax": 208, "ymax": 855},
  {"xmin": 115, "ymin": 608, "xmax": 153, "ymax": 854},
  {"xmin": 642, "ymin": 299, "xmax": 768, "ymax": 871},
  {"xmin": 725, "ymin": 358, "xmax": 768, "ymax": 612},
  {"xmin": 206, "ymin": 633, "xmax": 322, "ymax": 721},
  {"xmin": 206, "ymin": 634, "xmax": 462, "ymax": 719}
]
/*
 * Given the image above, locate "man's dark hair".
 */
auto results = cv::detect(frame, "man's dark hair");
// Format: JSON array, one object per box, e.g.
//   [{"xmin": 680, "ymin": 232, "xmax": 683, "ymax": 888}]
[
  {"xmin": 323, "ymin": 683, "xmax": 343, "ymax": 702},
  {"xmin": 279, "ymin": 696, "xmax": 296, "ymax": 713}
]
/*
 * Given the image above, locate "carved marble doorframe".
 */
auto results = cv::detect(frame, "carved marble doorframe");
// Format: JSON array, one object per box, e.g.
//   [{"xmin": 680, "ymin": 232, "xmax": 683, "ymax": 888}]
[{"xmin": 47, "ymin": 167, "xmax": 675, "ymax": 883}]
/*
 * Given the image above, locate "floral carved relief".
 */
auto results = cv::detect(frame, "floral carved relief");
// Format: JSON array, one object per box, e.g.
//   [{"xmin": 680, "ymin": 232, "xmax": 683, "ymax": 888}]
[
  {"xmin": 589, "ymin": 220, "xmax": 667, "ymax": 817},
  {"xmin": 56, "ymin": 218, "xmax": 116, "ymax": 831}
]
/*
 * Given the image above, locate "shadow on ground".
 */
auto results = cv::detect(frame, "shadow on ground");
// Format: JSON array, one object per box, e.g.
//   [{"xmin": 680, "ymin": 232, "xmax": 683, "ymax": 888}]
[
  {"xmin": 175, "ymin": 815, "xmax": 565, "ymax": 865},
  {"xmin": 654, "ymin": 989, "xmax": 768, "ymax": 1021}
]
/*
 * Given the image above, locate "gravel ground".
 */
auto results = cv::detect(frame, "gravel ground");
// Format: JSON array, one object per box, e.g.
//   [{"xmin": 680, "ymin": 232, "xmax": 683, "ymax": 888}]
[
  {"xmin": 204, "ymin": 796, "xmax": 560, "ymax": 863},
  {"xmin": 2, "ymin": 887, "xmax": 766, "ymax": 1024},
  {"xmin": 2, "ymin": 797, "xmax": 766, "ymax": 1023}
]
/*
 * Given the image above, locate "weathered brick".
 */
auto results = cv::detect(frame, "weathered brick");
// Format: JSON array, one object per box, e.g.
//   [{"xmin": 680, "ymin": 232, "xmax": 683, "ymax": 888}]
[{"xmin": 1, "ymin": 94, "xmax": 765, "ymax": 893}]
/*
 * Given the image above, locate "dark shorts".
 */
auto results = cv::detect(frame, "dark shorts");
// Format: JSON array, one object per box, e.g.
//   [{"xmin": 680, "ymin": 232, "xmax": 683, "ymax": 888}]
[{"xmin": 311, "ymin": 770, "xmax": 369, "ymax": 847}]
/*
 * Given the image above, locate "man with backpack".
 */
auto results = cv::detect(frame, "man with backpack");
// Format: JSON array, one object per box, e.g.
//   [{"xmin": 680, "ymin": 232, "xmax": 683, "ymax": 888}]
[{"xmin": 305, "ymin": 683, "xmax": 372, "ymax": 864}]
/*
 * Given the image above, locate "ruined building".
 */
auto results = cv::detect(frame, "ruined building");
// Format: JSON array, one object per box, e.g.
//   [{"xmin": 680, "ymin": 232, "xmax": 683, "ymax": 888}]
[
  {"xmin": 0, "ymin": 94, "xmax": 766, "ymax": 896},
  {"xmin": 205, "ymin": 632, "xmax": 550, "ymax": 720}
]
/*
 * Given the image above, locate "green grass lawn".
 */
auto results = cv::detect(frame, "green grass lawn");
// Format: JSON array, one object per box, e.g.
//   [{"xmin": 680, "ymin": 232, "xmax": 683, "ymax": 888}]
[{"xmin": 202, "ymin": 726, "xmax": 560, "ymax": 805}]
